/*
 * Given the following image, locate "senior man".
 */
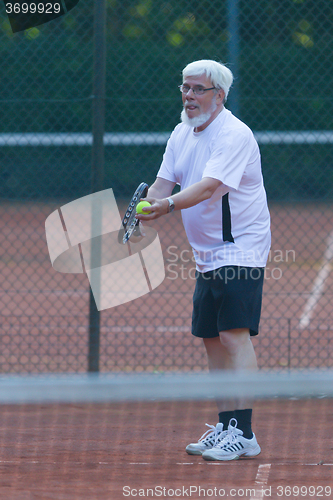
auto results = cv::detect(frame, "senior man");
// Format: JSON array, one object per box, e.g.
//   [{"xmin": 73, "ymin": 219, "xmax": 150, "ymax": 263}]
[{"xmin": 136, "ymin": 59, "xmax": 271, "ymax": 461}]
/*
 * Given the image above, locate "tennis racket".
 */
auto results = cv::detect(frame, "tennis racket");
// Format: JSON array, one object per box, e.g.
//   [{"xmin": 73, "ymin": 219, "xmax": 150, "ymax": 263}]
[{"xmin": 118, "ymin": 182, "xmax": 149, "ymax": 244}]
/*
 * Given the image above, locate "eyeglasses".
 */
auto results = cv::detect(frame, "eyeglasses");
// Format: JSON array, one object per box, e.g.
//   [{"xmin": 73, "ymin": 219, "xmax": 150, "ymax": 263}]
[{"xmin": 178, "ymin": 84, "xmax": 216, "ymax": 95}]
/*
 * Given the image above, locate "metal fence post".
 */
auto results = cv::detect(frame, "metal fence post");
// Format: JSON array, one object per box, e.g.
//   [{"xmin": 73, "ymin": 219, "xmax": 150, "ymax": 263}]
[
  {"xmin": 88, "ymin": 0, "xmax": 106, "ymax": 372},
  {"xmin": 227, "ymin": 0, "xmax": 240, "ymax": 118}
]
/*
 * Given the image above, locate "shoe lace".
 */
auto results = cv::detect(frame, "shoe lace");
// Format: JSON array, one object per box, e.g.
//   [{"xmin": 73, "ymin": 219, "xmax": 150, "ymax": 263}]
[
  {"xmin": 199, "ymin": 423, "xmax": 224, "ymax": 445},
  {"xmin": 216, "ymin": 418, "xmax": 243, "ymax": 448}
]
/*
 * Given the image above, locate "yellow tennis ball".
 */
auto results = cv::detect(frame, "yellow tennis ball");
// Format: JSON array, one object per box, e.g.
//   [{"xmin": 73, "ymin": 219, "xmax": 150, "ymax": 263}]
[{"xmin": 136, "ymin": 201, "xmax": 152, "ymax": 214}]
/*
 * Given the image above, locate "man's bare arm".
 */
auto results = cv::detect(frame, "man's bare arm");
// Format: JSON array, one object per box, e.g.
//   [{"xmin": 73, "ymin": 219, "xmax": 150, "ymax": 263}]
[
  {"xmin": 147, "ymin": 177, "xmax": 176, "ymax": 199},
  {"xmin": 136, "ymin": 177, "xmax": 222, "ymax": 220}
]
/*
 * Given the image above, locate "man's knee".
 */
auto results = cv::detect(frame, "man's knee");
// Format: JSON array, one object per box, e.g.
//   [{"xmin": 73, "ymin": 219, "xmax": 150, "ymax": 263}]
[
  {"xmin": 203, "ymin": 336, "xmax": 221, "ymax": 352},
  {"xmin": 218, "ymin": 329, "xmax": 250, "ymax": 354}
]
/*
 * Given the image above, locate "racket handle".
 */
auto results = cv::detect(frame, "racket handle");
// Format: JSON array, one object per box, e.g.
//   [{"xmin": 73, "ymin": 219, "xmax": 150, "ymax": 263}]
[{"xmin": 133, "ymin": 221, "xmax": 145, "ymax": 237}]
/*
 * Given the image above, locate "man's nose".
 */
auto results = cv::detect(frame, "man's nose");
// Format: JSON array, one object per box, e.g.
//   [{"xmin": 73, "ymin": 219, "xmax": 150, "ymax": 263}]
[{"xmin": 185, "ymin": 88, "xmax": 196, "ymax": 99}]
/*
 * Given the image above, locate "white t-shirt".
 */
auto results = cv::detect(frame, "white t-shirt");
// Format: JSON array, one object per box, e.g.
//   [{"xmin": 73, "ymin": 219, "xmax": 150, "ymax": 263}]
[{"xmin": 157, "ymin": 108, "xmax": 271, "ymax": 273}]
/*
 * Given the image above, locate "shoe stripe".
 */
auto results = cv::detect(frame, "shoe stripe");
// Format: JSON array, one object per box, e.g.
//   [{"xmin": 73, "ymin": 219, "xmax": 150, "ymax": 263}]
[{"xmin": 225, "ymin": 442, "xmax": 244, "ymax": 452}]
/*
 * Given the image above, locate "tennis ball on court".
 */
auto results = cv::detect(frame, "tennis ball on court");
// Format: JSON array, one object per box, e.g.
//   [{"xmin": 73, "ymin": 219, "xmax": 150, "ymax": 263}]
[{"xmin": 136, "ymin": 201, "xmax": 152, "ymax": 214}]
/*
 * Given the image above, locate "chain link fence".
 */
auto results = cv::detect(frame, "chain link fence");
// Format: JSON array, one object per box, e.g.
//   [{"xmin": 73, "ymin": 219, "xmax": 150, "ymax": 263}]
[{"xmin": 1, "ymin": 0, "xmax": 333, "ymax": 372}]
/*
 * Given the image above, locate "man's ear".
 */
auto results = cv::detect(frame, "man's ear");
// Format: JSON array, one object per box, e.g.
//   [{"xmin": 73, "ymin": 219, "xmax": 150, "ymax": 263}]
[{"xmin": 216, "ymin": 88, "xmax": 225, "ymax": 105}]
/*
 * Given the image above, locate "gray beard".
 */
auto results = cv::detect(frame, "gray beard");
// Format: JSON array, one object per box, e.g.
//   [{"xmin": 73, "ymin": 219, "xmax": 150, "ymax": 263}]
[{"xmin": 180, "ymin": 100, "xmax": 217, "ymax": 129}]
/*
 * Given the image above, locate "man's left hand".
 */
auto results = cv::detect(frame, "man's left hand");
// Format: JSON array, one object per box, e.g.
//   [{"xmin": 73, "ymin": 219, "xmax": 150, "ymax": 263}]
[{"xmin": 135, "ymin": 198, "xmax": 169, "ymax": 221}]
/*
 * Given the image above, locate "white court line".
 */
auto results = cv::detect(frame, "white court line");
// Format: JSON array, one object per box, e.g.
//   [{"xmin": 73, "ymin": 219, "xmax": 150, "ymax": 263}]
[
  {"xmin": 129, "ymin": 462, "xmax": 150, "ymax": 465},
  {"xmin": 304, "ymin": 463, "xmax": 333, "ymax": 466},
  {"xmin": 299, "ymin": 230, "xmax": 333, "ymax": 329},
  {"xmin": 1, "ymin": 459, "xmax": 330, "ymax": 468},
  {"xmin": 250, "ymin": 464, "xmax": 271, "ymax": 500}
]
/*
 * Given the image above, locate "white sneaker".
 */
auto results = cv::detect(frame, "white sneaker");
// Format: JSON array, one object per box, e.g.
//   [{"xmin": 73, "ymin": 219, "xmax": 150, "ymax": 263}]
[
  {"xmin": 186, "ymin": 423, "xmax": 227, "ymax": 455},
  {"xmin": 202, "ymin": 418, "xmax": 261, "ymax": 461}
]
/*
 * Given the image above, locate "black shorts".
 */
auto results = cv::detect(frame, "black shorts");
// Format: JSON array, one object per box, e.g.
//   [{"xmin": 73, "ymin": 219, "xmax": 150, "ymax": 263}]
[{"xmin": 191, "ymin": 266, "xmax": 265, "ymax": 338}]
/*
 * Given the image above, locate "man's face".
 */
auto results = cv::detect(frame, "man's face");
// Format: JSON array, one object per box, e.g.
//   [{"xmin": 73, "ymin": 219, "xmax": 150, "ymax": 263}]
[
  {"xmin": 180, "ymin": 74, "xmax": 224, "ymax": 131},
  {"xmin": 182, "ymin": 74, "xmax": 216, "ymax": 118}
]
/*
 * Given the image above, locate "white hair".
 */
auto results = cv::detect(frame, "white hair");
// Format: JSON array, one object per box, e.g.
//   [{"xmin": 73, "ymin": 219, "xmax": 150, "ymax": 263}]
[{"xmin": 182, "ymin": 60, "xmax": 234, "ymax": 102}]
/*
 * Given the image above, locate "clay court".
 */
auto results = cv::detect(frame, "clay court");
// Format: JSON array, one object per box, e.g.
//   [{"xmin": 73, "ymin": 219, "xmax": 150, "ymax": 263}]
[
  {"xmin": 0, "ymin": 200, "xmax": 333, "ymax": 499},
  {"xmin": 1, "ymin": 399, "xmax": 333, "ymax": 500}
]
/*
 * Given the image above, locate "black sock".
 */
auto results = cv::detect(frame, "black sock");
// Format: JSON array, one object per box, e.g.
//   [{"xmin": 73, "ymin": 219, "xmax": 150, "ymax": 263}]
[
  {"xmin": 234, "ymin": 409, "xmax": 253, "ymax": 439},
  {"xmin": 218, "ymin": 410, "xmax": 235, "ymax": 429}
]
